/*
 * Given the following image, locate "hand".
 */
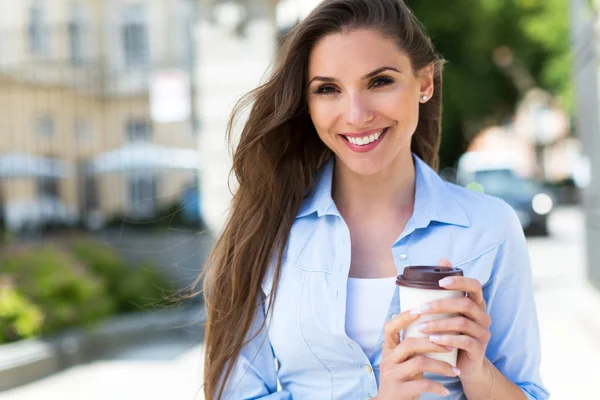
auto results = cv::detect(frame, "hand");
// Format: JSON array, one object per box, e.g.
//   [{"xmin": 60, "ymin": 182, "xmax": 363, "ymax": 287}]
[
  {"xmin": 416, "ymin": 258, "xmax": 492, "ymax": 379},
  {"xmin": 377, "ymin": 309, "xmax": 459, "ymax": 400}
]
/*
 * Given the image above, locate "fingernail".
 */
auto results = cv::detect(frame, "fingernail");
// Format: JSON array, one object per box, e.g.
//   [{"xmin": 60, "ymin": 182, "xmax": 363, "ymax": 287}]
[
  {"xmin": 452, "ymin": 367, "xmax": 461, "ymax": 376},
  {"xmin": 443, "ymin": 388, "xmax": 450, "ymax": 396},
  {"xmin": 439, "ymin": 277, "xmax": 454, "ymax": 287},
  {"xmin": 429, "ymin": 334, "xmax": 441, "ymax": 342},
  {"xmin": 445, "ymin": 346, "xmax": 454, "ymax": 351},
  {"xmin": 409, "ymin": 308, "xmax": 420, "ymax": 316},
  {"xmin": 417, "ymin": 323, "xmax": 428, "ymax": 331}
]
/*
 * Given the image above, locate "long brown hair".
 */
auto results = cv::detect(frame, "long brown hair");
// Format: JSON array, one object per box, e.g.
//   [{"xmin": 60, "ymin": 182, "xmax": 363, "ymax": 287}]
[{"xmin": 199, "ymin": 0, "xmax": 445, "ymax": 398}]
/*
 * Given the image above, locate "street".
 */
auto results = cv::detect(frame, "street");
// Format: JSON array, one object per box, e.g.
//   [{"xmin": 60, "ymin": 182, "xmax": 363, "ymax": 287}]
[{"xmin": 1, "ymin": 206, "xmax": 596, "ymax": 400}]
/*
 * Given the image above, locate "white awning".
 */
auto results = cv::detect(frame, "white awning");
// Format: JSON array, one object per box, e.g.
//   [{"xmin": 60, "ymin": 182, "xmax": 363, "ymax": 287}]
[
  {"xmin": 86, "ymin": 142, "xmax": 201, "ymax": 174},
  {"xmin": 0, "ymin": 152, "xmax": 74, "ymax": 178}
]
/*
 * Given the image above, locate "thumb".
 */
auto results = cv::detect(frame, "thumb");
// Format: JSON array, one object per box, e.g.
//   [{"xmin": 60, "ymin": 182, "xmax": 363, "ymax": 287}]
[{"xmin": 438, "ymin": 258, "xmax": 453, "ymax": 268}]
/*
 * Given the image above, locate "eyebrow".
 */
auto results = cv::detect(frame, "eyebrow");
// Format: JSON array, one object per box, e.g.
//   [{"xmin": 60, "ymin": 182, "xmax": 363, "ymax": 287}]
[{"xmin": 308, "ymin": 66, "xmax": 402, "ymax": 86}]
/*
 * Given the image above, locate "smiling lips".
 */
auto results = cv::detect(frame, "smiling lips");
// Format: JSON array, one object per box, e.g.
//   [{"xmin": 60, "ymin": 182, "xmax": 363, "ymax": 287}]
[{"xmin": 341, "ymin": 127, "xmax": 389, "ymax": 152}]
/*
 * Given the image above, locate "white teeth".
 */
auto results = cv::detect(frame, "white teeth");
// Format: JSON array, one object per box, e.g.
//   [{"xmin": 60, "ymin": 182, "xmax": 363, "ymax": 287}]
[{"xmin": 345, "ymin": 128, "xmax": 386, "ymax": 146}]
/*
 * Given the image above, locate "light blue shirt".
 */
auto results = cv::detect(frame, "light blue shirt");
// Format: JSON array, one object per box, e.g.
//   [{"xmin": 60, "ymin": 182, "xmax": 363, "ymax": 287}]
[{"xmin": 222, "ymin": 154, "xmax": 549, "ymax": 400}]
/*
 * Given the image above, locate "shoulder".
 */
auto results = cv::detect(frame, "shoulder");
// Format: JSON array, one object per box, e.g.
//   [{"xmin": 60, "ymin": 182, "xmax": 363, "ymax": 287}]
[{"xmin": 443, "ymin": 181, "xmax": 522, "ymax": 241}]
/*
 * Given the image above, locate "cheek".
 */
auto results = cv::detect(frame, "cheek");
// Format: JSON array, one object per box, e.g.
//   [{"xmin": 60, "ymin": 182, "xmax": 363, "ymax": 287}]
[
  {"xmin": 380, "ymin": 92, "xmax": 419, "ymax": 129},
  {"xmin": 308, "ymin": 101, "xmax": 336, "ymax": 134}
]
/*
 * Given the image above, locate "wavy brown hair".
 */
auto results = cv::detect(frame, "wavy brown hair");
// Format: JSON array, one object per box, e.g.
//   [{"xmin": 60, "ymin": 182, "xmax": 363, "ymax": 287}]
[{"xmin": 198, "ymin": 0, "xmax": 445, "ymax": 398}]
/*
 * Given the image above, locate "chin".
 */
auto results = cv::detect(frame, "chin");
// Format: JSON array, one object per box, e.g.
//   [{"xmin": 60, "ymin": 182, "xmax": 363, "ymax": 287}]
[{"xmin": 339, "ymin": 157, "xmax": 389, "ymax": 177}]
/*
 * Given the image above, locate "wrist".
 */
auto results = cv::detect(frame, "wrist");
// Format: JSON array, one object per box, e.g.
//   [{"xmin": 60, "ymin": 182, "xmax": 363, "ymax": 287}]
[{"xmin": 459, "ymin": 358, "xmax": 488, "ymax": 383}]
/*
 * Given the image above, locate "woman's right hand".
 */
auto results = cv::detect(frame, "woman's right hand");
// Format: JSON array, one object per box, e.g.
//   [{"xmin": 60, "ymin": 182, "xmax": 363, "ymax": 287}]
[{"xmin": 376, "ymin": 310, "xmax": 460, "ymax": 400}]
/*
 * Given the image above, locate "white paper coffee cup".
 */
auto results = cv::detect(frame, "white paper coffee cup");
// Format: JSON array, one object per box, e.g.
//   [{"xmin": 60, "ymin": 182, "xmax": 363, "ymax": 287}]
[{"xmin": 396, "ymin": 266, "xmax": 465, "ymax": 367}]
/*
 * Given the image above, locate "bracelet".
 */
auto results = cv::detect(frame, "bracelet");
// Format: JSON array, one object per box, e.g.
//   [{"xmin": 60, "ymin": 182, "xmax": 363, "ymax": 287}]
[{"xmin": 486, "ymin": 358, "xmax": 495, "ymax": 400}]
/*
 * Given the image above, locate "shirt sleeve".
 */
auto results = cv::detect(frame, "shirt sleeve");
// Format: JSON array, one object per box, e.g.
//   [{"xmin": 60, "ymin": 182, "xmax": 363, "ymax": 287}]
[
  {"xmin": 219, "ymin": 297, "xmax": 292, "ymax": 400},
  {"xmin": 483, "ymin": 207, "xmax": 550, "ymax": 400}
]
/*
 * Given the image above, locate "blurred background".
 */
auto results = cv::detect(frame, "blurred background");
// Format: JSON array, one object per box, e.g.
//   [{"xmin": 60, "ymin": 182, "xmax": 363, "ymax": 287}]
[{"xmin": 0, "ymin": 0, "xmax": 598, "ymax": 399}]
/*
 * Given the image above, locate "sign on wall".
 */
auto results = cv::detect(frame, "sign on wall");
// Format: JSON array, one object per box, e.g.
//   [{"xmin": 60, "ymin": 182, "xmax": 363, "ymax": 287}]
[{"xmin": 149, "ymin": 69, "xmax": 191, "ymax": 123}]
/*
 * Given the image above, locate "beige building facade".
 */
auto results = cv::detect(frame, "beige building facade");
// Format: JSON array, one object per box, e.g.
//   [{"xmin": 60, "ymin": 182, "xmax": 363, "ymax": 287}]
[{"xmin": 0, "ymin": 0, "xmax": 199, "ymax": 230}]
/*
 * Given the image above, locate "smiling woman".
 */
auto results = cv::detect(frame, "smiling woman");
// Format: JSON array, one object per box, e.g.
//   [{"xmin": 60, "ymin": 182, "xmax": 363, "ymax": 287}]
[
  {"xmin": 195, "ymin": 1, "xmax": 549, "ymax": 400},
  {"xmin": 307, "ymin": 30, "xmax": 433, "ymax": 179}
]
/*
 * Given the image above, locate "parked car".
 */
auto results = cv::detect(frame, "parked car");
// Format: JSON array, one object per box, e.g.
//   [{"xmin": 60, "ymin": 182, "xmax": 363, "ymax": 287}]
[
  {"xmin": 3, "ymin": 196, "xmax": 79, "ymax": 233},
  {"xmin": 470, "ymin": 169, "xmax": 553, "ymax": 235},
  {"xmin": 456, "ymin": 151, "xmax": 554, "ymax": 235}
]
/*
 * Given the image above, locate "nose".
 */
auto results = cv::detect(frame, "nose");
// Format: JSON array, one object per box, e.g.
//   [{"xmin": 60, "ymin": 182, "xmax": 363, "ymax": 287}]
[{"xmin": 342, "ymin": 93, "xmax": 374, "ymax": 127}]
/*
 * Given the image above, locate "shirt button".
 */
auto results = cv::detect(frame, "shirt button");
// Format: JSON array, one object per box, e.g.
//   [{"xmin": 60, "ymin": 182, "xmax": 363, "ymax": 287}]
[
  {"xmin": 399, "ymin": 253, "xmax": 408, "ymax": 261},
  {"xmin": 364, "ymin": 364, "xmax": 373, "ymax": 373}
]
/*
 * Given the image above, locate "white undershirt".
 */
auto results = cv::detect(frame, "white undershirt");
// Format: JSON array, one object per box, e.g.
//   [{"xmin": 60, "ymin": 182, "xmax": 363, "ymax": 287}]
[{"xmin": 345, "ymin": 277, "xmax": 397, "ymax": 358}]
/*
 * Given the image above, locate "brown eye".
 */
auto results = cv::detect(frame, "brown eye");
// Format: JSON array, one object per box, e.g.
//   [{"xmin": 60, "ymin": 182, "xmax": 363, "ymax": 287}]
[
  {"xmin": 370, "ymin": 76, "xmax": 394, "ymax": 88},
  {"xmin": 312, "ymin": 85, "xmax": 338, "ymax": 95}
]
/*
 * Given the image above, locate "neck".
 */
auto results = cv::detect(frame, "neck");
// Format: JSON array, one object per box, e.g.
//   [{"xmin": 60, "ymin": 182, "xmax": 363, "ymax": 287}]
[{"xmin": 332, "ymin": 152, "xmax": 416, "ymax": 220}]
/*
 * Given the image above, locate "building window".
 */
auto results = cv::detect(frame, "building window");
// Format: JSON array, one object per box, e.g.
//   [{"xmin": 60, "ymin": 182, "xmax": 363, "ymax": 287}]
[
  {"xmin": 75, "ymin": 119, "xmax": 92, "ymax": 142},
  {"xmin": 68, "ymin": 22, "xmax": 83, "ymax": 65},
  {"xmin": 122, "ymin": 4, "xmax": 149, "ymax": 67},
  {"xmin": 128, "ymin": 173, "xmax": 156, "ymax": 217},
  {"xmin": 68, "ymin": 2, "xmax": 87, "ymax": 65},
  {"xmin": 37, "ymin": 115, "xmax": 55, "ymax": 138},
  {"xmin": 37, "ymin": 177, "xmax": 60, "ymax": 198},
  {"xmin": 28, "ymin": 1, "xmax": 48, "ymax": 56},
  {"xmin": 126, "ymin": 119, "xmax": 151, "ymax": 142},
  {"xmin": 82, "ymin": 176, "xmax": 98, "ymax": 211}
]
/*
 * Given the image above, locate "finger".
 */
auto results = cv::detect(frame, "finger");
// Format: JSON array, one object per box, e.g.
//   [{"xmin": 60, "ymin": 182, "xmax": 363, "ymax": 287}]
[
  {"xmin": 388, "ymin": 337, "xmax": 452, "ymax": 364},
  {"xmin": 382, "ymin": 310, "xmax": 422, "ymax": 358},
  {"xmin": 422, "ymin": 296, "xmax": 491, "ymax": 329},
  {"xmin": 438, "ymin": 258, "xmax": 453, "ymax": 269},
  {"xmin": 417, "ymin": 316, "xmax": 490, "ymax": 340},
  {"xmin": 429, "ymin": 334, "xmax": 484, "ymax": 356},
  {"xmin": 438, "ymin": 275, "xmax": 486, "ymax": 308},
  {"xmin": 400, "ymin": 379, "xmax": 450, "ymax": 397},
  {"xmin": 394, "ymin": 355, "xmax": 460, "ymax": 381}
]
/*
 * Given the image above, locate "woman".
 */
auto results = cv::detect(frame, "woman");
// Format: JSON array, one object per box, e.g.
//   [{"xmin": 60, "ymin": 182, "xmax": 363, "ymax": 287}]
[{"xmin": 199, "ymin": 0, "xmax": 549, "ymax": 399}]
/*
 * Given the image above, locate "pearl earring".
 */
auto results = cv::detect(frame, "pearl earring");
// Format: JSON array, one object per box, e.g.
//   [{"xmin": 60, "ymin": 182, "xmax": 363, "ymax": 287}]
[{"xmin": 421, "ymin": 95, "xmax": 427, "ymax": 101}]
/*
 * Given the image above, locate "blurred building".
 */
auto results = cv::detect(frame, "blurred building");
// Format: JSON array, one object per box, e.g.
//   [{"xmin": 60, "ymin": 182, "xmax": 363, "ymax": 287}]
[
  {"xmin": 195, "ymin": 0, "xmax": 277, "ymax": 234},
  {"xmin": 571, "ymin": 0, "xmax": 600, "ymax": 289},
  {"xmin": 467, "ymin": 88, "xmax": 581, "ymax": 186},
  {"xmin": 0, "ymin": 0, "xmax": 200, "ymax": 231}
]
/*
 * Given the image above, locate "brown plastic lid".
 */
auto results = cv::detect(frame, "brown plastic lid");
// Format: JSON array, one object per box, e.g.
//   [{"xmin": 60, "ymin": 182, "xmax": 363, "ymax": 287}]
[{"xmin": 396, "ymin": 266, "xmax": 464, "ymax": 289}]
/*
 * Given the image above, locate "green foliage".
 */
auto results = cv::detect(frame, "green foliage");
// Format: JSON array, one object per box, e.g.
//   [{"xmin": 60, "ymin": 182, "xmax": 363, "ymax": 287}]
[
  {"xmin": 0, "ymin": 241, "xmax": 174, "ymax": 344},
  {"xmin": 0, "ymin": 280, "xmax": 44, "ymax": 343},
  {"xmin": 70, "ymin": 240, "xmax": 174, "ymax": 313},
  {"xmin": 403, "ymin": 0, "xmax": 571, "ymax": 167},
  {"xmin": 0, "ymin": 246, "xmax": 115, "ymax": 336}
]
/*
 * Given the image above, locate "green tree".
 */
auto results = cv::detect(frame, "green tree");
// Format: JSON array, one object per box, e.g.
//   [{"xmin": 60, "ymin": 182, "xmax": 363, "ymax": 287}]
[{"xmin": 405, "ymin": 0, "xmax": 570, "ymax": 168}]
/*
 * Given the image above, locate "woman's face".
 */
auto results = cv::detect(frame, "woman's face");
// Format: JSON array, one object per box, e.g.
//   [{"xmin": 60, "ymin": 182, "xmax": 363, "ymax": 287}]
[{"xmin": 307, "ymin": 29, "xmax": 434, "ymax": 177}]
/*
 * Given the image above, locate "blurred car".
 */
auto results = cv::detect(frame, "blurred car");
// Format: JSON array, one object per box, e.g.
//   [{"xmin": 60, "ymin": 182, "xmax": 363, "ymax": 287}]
[
  {"xmin": 3, "ymin": 196, "xmax": 79, "ymax": 232},
  {"xmin": 180, "ymin": 182, "xmax": 202, "ymax": 224},
  {"xmin": 470, "ymin": 169, "xmax": 554, "ymax": 235},
  {"xmin": 456, "ymin": 151, "xmax": 554, "ymax": 235}
]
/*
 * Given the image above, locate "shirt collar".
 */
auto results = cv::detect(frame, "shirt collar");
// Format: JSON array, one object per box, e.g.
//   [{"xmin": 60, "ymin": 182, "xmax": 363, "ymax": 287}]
[
  {"xmin": 297, "ymin": 156, "xmax": 338, "ymax": 218},
  {"xmin": 411, "ymin": 154, "xmax": 471, "ymax": 229},
  {"xmin": 296, "ymin": 153, "xmax": 471, "ymax": 229}
]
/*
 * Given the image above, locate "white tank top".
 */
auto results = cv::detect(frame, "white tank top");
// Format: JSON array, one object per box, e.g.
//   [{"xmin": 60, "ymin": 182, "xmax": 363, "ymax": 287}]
[{"xmin": 345, "ymin": 277, "xmax": 397, "ymax": 358}]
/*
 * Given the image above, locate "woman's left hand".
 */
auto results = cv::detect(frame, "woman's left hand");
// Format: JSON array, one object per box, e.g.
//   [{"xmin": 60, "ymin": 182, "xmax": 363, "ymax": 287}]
[{"xmin": 416, "ymin": 259, "xmax": 492, "ymax": 379}]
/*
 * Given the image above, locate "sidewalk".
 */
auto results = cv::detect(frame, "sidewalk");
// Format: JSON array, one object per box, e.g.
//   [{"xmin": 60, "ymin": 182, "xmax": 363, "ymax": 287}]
[
  {"xmin": 0, "ymin": 341, "xmax": 206, "ymax": 400},
  {"xmin": 535, "ymin": 280, "xmax": 600, "ymax": 399},
  {"xmin": 527, "ymin": 206, "xmax": 599, "ymax": 398}
]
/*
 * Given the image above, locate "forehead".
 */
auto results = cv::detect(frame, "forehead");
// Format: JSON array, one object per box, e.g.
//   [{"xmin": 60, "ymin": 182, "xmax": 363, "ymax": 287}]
[{"xmin": 308, "ymin": 29, "xmax": 411, "ymax": 78}]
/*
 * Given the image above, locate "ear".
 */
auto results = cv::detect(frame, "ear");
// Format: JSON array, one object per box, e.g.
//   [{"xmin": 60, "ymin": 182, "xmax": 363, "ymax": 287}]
[{"xmin": 418, "ymin": 63, "xmax": 435, "ymax": 103}]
